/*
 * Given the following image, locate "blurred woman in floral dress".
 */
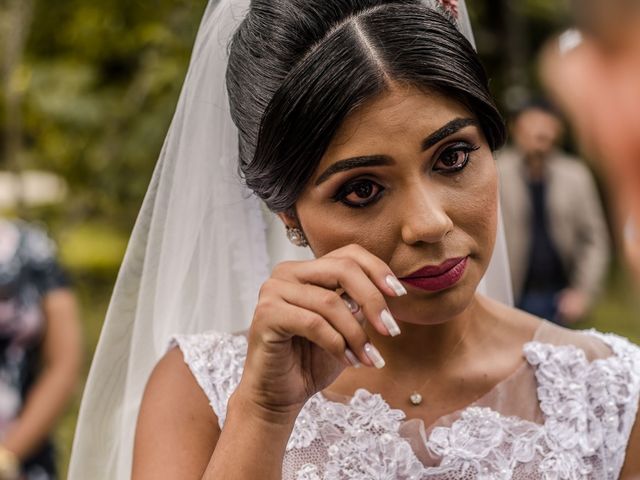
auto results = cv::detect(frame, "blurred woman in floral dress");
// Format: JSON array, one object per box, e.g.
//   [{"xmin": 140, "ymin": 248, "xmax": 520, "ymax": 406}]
[{"xmin": 0, "ymin": 218, "xmax": 81, "ymax": 480}]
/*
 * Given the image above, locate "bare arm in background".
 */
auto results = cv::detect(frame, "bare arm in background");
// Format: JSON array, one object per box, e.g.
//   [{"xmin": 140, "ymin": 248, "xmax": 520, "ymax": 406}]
[{"xmin": 1, "ymin": 289, "xmax": 83, "ymax": 460}]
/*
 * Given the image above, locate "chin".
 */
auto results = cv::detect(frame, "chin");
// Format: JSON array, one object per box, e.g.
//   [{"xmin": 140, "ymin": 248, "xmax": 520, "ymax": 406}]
[{"xmin": 388, "ymin": 272, "xmax": 481, "ymax": 325}]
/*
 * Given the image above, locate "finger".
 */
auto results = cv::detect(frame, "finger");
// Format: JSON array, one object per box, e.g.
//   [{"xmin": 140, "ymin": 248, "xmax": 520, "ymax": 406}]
[
  {"xmin": 319, "ymin": 259, "xmax": 402, "ymax": 338},
  {"xmin": 327, "ymin": 244, "xmax": 408, "ymax": 297},
  {"xmin": 271, "ymin": 257, "xmax": 401, "ymax": 337},
  {"xmin": 271, "ymin": 279, "xmax": 374, "ymax": 367},
  {"xmin": 273, "ymin": 244, "xmax": 407, "ymax": 298},
  {"xmin": 253, "ymin": 297, "xmax": 352, "ymax": 367}
]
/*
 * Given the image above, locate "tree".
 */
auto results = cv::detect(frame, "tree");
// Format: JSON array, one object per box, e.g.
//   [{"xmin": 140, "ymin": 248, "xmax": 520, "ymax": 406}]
[
  {"xmin": 10, "ymin": 0, "xmax": 205, "ymax": 228},
  {"xmin": 468, "ymin": 0, "xmax": 570, "ymax": 114},
  {"xmin": 1, "ymin": 0, "xmax": 35, "ymax": 205}
]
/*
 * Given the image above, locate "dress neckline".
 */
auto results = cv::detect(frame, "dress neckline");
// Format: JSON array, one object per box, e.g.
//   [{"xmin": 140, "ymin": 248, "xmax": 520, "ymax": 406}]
[{"xmin": 318, "ymin": 320, "xmax": 548, "ymax": 429}]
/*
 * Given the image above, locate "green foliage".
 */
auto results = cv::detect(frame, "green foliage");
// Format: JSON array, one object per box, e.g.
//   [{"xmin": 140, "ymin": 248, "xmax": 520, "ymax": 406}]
[
  {"xmin": 58, "ymin": 222, "xmax": 127, "ymax": 273},
  {"xmin": 18, "ymin": 0, "xmax": 204, "ymax": 228},
  {"xmin": 468, "ymin": 0, "xmax": 571, "ymax": 113},
  {"xmin": 584, "ymin": 266, "xmax": 640, "ymax": 345}
]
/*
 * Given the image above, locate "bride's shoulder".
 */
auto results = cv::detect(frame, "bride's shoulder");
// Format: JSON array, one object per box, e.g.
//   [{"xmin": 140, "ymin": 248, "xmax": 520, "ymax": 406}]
[
  {"xmin": 137, "ymin": 331, "xmax": 248, "ymax": 438},
  {"xmin": 493, "ymin": 297, "xmax": 640, "ymax": 364},
  {"xmin": 525, "ymin": 321, "xmax": 640, "ymax": 474},
  {"xmin": 133, "ymin": 334, "xmax": 235, "ymax": 476},
  {"xmin": 169, "ymin": 330, "xmax": 249, "ymax": 364},
  {"xmin": 529, "ymin": 320, "xmax": 640, "ymax": 364},
  {"xmin": 522, "ymin": 322, "xmax": 640, "ymax": 417},
  {"xmin": 163, "ymin": 330, "xmax": 248, "ymax": 425}
]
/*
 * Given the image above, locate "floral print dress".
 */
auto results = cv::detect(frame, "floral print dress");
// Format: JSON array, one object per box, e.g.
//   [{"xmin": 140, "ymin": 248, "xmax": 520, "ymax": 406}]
[{"xmin": 0, "ymin": 219, "xmax": 70, "ymax": 480}]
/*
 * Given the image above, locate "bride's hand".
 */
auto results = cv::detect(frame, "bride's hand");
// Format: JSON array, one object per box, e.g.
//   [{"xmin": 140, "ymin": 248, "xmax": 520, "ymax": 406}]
[{"xmin": 234, "ymin": 244, "xmax": 406, "ymax": 422}]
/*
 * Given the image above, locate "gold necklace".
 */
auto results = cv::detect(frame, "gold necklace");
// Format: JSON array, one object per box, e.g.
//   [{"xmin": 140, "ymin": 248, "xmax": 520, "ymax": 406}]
[{"xmin": 390, "ymin": 321, "xmax": 471, "ymax": 407}]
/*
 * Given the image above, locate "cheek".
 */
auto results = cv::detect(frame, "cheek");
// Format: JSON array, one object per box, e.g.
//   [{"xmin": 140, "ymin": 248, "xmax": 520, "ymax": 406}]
[
  {"xmin": 300, "ymin": 205, "xmax": 397, "ymax": 260},
  {"xmin": 454, "ymin": 158, "xmax": 499, "ymax": 260}
]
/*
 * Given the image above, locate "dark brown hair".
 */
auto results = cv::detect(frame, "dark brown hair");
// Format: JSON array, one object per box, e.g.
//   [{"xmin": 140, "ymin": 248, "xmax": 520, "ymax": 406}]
[{"xmin": 227, "ymin": 0, "xmax": 506, "ymax": 212}]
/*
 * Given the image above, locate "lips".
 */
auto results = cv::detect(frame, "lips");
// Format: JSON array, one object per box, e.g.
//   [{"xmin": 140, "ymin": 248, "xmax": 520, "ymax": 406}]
[{"xmin": 399, "ymin": 257, "xmax": 468, "ymax": 292}]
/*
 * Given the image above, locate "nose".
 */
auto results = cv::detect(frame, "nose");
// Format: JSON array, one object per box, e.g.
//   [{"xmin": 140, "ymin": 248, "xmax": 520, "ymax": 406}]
[{"xmin": 400, "ymin": 185, "xmax": 454, "ymax": 245}]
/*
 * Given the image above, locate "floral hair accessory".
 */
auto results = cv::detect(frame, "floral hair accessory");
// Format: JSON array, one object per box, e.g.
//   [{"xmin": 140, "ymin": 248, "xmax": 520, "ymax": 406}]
[{"xmin": 436, "ymin": 0, "xmax": 459, "ymax": 18}]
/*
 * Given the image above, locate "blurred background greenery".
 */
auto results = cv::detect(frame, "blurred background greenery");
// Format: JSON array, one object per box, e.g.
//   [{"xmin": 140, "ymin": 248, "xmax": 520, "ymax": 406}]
[{"xmin": 0, "ymin": 0, "xmax": 637, "ymax": 477}]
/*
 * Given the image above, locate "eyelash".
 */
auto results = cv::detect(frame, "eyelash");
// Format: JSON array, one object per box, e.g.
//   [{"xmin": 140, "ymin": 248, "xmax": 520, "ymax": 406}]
[
  {"xmin": 332, "ymin": 141, "xmax": 480, "ymax": 208},
  {"xmin": 433, "ymin": 142, "xmax": 480, "ymax": 173},
  {"xmin": 331, "ymin": 177, "xmax": 384, "ymax": 208}
]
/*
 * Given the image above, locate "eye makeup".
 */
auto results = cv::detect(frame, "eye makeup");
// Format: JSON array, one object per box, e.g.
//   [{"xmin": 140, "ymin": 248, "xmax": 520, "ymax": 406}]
[
  {"xmin": 329, "ymin": 140, "xmax": 480, "ymax": 209},
  {"xmin": 331, "ymin": 178, "xmax": 386, "ymax": 208},
  {"xmin": 433, "ymin": 142, "xmax": 480, "ymax": 174}
]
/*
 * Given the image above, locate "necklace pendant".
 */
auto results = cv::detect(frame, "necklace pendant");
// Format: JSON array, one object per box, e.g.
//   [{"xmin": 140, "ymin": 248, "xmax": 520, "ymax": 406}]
[{"xmin": 409, "ymin": 392, "xmax": 423, "ymax": 406}]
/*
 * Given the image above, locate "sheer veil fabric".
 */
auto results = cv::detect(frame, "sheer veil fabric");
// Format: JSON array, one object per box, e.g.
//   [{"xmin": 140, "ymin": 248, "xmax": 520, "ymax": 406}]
[{"xmin": 68, "ymin": 1, "xmax": 512, "ymax": 477}]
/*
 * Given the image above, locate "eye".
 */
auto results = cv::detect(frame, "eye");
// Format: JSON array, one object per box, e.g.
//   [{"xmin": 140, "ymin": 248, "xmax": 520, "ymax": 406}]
[
  {"xmin": 333, "ymin": 179, "xmax": 384, "ymax": 208},
  {"xmin": 433, "ymin": 142, "xmax": 479, "ymax": 173}
]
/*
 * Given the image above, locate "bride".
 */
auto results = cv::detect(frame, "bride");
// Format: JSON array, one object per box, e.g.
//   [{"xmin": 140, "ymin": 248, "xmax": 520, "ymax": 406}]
[{"xmin": 70, "ymin": 0, "xmax": 640, "ymax": 479}]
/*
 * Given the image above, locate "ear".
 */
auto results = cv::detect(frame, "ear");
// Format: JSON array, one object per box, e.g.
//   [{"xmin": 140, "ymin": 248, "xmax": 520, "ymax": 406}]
[{"xmin": 277, "ymin": 210, "xmax": 298, "ymax": 230}]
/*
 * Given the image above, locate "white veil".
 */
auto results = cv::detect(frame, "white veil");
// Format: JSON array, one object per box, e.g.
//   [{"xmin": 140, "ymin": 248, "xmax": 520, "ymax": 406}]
[{"xmin": 68, "ymin": 1, "xmax": 512, "ymax": 478}]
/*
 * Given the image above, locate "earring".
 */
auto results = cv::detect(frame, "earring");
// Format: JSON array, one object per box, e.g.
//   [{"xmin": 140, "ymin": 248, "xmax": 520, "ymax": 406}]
[{"xmin": 286, "ymin": 226, "xmax": 308, "ymax": 247}]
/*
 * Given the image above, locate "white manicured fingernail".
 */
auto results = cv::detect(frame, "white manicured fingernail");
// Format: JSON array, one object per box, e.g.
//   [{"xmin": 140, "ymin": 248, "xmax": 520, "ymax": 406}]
[
  {"xmin": 380, "ymin": 309, "xmax": 401, "ymax": 337},
  {"xmin": 385, "ymin": 275, "xmax": 407, "ymax": 296},
  {"xmin": 345, "ymin": 349, "xmax": 362, "ymax": 368},
  {"xmin": 364, "ymin": 343, "xmax": 385, "ymax": 369}
]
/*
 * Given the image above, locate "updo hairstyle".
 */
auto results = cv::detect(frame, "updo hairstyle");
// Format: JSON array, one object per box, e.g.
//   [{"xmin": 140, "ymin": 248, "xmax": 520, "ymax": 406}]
[{"xmin": 226, "ymin": 0, "xmax": 506, "ymax": 213}]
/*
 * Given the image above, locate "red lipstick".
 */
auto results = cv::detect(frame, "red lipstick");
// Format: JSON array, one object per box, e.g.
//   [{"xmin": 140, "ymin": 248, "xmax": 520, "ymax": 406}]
[{"xmin": 399, "ymin": 257, "xmax": 468, "ymax": 292}]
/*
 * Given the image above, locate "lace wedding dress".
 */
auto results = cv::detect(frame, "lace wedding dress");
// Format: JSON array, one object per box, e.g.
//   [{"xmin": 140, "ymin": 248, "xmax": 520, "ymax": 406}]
[{"xmin": 172, "ymin": 321, "xmax": 640, "ymax": 479}]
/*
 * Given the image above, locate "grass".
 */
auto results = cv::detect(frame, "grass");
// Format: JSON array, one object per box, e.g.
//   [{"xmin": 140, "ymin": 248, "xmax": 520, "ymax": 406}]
[{"xmin": 583, "ymin": 266, "xmax": 640, "ymax": 344}]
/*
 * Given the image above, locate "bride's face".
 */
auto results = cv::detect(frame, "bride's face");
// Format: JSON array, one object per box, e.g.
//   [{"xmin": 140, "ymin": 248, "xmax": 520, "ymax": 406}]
[{"xmin": 292, "ymin": 85, "xmax": 498, "ymax": 324}]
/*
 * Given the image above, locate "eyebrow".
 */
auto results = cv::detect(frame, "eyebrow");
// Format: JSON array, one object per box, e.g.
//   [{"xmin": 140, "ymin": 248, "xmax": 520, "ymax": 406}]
[
  {"xmin": 421, "ymin": 117, "xmax": 478, "ymax": 151},
  {"xmin": 314, "ymin": 117, "xmax": 479, "ymax": 186},
  {"xmin": 314, "ymin": 155, "xmax": 392, "ymax": 185}
]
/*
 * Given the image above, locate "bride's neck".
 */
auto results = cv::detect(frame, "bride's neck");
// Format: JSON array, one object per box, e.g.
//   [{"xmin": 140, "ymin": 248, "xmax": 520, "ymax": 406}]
[{"xmin": 368, "ymin": 295, "xmax": 497, "ymax": 374}]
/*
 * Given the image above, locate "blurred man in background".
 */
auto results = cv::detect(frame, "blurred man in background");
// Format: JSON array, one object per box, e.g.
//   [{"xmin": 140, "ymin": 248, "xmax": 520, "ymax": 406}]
[{"xmin": 497, "ymin": 100, "xmax": 610, "ymax": 324}]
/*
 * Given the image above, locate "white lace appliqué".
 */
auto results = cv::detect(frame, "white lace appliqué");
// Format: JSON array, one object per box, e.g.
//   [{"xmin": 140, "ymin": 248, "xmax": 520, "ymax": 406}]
[
  {"xmin": 175, "ymin": 331, "xmax": 640, "ymax": 479},
  {"xmin": 312, "ymin": 390, "xmax": 423, "ymax": 479},
  {"xmin": 426, "ymin": 407, "xmax": 543, "ymax": 479},
  {"xmin": 171, "ymin": 332, "xmax": 247, "ymax": 427}
]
